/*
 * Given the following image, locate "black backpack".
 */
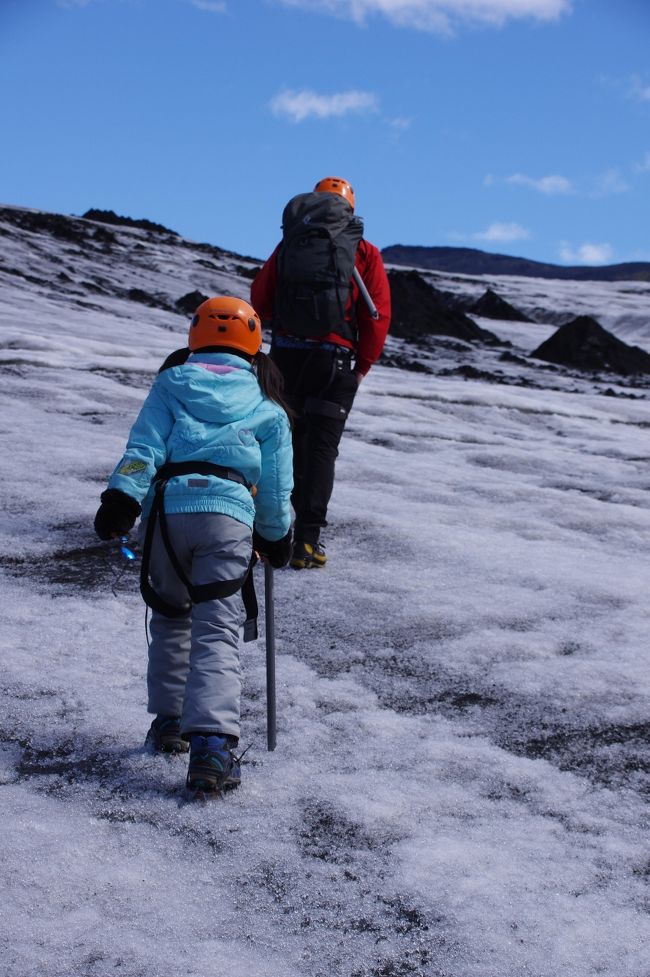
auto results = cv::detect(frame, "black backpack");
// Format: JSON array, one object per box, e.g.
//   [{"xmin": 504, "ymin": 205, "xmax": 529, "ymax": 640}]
[{"xmin": 275, "ymin": 192, "xmax": 364, "ymax": 340}]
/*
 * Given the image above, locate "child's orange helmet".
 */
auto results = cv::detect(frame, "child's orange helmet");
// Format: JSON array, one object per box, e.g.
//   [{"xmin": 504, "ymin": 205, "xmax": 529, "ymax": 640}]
[
  {"xmin": 188, "ymin": 296, "xmax": 263, "ymax": 357},
  {"xmin": 314, "ymin": 176, "xmax": 355, "ymax": 211}
]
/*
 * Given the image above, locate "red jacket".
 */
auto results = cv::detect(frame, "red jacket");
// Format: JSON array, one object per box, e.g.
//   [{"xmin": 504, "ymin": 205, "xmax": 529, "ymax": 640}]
[{"xmin": 250, "ymin": 238, "xmax": 391, "ymax": 376}]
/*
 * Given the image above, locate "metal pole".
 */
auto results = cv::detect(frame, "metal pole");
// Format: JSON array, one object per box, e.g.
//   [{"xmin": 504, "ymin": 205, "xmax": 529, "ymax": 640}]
[
  {"xmin": 264, "ymin": 561, "xmax": 277, "ymax": 752},
  {"xmin": 352, "ymin": 267, "xmax": 380, "ymax": 319}
]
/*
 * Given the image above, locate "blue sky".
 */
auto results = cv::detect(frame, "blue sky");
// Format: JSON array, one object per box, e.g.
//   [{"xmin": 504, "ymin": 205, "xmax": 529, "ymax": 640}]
[{"xmin": 1, "ymin": 0, "xmax": 649, "ymax": 265}]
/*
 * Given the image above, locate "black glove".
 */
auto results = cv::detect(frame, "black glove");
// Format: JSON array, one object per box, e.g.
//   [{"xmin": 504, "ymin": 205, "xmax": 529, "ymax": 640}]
[
  {"xmin": 252, "ymin": 528, "xmax": 293, "ymax": 569},
  {"xmin": 94, "ymin": 489, "xmax": 142, "ymax": 541}
]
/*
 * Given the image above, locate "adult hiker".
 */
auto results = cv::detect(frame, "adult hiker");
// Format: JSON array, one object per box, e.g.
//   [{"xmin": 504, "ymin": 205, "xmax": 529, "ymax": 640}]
[
  {"xmin": 251, "ymin": 176, "xmax": 391, "ymax": 570},
  {"xmin": 93, "ymin": 296, "xmax": 293, "ymax": 796}
]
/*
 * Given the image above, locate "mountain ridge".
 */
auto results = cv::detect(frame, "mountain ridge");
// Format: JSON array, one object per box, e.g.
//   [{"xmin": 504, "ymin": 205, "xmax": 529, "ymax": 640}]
[{"xmin": 382, "ymin": 244, "xmax": 650, "ymax": 283}]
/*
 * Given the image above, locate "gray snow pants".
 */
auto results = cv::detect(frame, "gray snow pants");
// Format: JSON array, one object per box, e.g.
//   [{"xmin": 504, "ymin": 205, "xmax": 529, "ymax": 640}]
[{"xmin": 141, "ymin": 511, "xmax": 252, "ymax": 740}]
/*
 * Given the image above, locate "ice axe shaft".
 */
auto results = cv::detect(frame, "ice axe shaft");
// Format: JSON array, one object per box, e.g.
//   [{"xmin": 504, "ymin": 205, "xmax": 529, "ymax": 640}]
[
  {"xmin": 352, "ymin": 267, "xmax": 379, "ymax": 319},
  {"xmin": 264, "ymin": 561, "xmax": 277, "ymax": 751}
]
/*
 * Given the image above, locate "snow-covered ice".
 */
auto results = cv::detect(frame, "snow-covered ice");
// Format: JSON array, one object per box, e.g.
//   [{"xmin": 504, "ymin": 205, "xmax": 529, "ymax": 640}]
[{"xmin": 1, "ymin": 206, "xmax": 649, "ymax": 977}]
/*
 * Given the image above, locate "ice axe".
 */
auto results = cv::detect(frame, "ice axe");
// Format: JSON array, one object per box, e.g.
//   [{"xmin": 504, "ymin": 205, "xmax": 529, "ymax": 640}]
[
  {"xmin": 353, "ymin": 267, "xmax": 379, "ymax": 319},
  {"xmin": 264, "ymin": 561, "xmax": 277, "ymax": 751}
]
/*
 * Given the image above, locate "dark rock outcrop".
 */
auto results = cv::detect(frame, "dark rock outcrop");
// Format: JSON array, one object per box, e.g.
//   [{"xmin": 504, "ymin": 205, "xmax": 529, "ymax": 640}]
[
  {"xmin": 378, "ymin": 350, "xmax": 433, "ymax": 373},
  {"xmin": 175, "ymin": 290, "xmax": 209, "ymax": 315},
  {"xmin": 388, "ymin": 270, "xmax": 499, "ymax": 344},
  {"xmin": 126, "ymin": 288, "xmax": 173, "ymax": 311},
  {"xmin": 0, "ymin": 207, "xmax": 90, "ymax": 244},
  {"xmin": 531, "ymin": 316, "xmax": 650, "ymax": 375},
  {"xmin": 82, "ymin": 208, "xmax": 179, "ymax": 236},
  {"xmin": 234, "ymin": 264, "xmax": 259, "ymax": 281},
  {"xmin": 469, "ymin": 288, "xmax": 531, "ymax": 322}
]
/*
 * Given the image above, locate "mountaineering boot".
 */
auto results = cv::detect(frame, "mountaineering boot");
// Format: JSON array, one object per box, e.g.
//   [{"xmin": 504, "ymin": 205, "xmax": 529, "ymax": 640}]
[
  {"xmin": 145, "ymin": 715, "xmax": 189, "ymax": 754},
  {"xmin": 186, "ymin": 733, "xmax": 241, "ymax": 794},
  {"xmin": 290, "ymin": 540, "xmax": 327, "ymax": 569}
]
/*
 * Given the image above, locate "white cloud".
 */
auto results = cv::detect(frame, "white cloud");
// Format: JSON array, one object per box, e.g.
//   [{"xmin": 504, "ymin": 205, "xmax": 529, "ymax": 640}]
[
  {"xmin": 505, "ymin": 172, "xmax": 574, "ymax": 195},
  {"xmin": 629, "ymin": 76, "xmax": 650, "ymax": 102},
  {"xmin": 388, "ymin": 116, "xmax": 413, "ymax": 131},
  {"xmin": 270, "ymin": 88, "xmax": 379, "ymax": 123},
  {"xmin": 559, "ymin": 242, "xmax": 614, "ymax": 265},
  {"xmin": 590, "ymin": 169, "xmax": 630, "ymax": 198},
  {"xmin": 489, "ymin": 167, "xmax": 634, "ymax": 198},
  {"xmin": 473, "ymin": 222, "xmax": 531, "ymax": 243},
  {"xmin": 276, "ymin": 0, "xmax": 571, "ymax": 33},
  {"xmin": 633, "ymin": 152, "xmax": 650, "ymax": 174},
  {"xmin": 188, "ymin": 0, "xmax": 227, "ymax": 10}
]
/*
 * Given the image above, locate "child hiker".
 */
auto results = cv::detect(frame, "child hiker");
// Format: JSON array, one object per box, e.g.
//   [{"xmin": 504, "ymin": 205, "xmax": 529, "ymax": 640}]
[{"xmin": 94, "ymin": 296, "xmax": 293, "ymax": 795}]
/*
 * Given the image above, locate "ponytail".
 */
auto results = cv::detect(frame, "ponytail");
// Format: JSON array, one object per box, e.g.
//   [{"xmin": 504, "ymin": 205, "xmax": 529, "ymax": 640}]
[{"xmin": 254, "ymin": 351, "xmax": 295, "ymax": 423}]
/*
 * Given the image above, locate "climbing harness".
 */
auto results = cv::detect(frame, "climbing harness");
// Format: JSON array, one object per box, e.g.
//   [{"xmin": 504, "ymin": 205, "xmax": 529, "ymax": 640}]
[{"xmin": 139, "ymin": 461, "xmax": 259, "ymax": 641}]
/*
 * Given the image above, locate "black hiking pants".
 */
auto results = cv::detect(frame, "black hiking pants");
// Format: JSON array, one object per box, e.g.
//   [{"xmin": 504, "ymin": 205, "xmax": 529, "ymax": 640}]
[{"xmin": 270, "ymin": 344, "xmax": 358, "ymax": 546}]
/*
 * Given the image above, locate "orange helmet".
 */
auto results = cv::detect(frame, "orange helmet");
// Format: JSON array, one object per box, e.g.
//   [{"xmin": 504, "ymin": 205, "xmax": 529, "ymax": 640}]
[
  {"xmin": 314, "ymin": 176, "xmax": 355, "ymax": 210},
  {"xmin": 188, "ymin": 296, "xmax": 262, "ymax": 357}
]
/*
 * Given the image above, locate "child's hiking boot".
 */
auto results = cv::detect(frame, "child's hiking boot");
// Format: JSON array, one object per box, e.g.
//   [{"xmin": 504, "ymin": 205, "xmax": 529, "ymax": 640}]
[
  {"xmin": 186, "ymin": 733, "xmax": 241, "ymax": 794},
  {"xmin": 290, "ymin": 540, "xmax": 327, "ymax": 569},
  {"xmin": 145, "ymin": 715, "xmax": 188, "ymax": 754}
]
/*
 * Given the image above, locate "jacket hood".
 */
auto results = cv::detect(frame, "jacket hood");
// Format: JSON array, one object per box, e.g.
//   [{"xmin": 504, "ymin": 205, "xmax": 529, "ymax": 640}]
[{"xmin": 157, "ymin": 351, "xmax": 264, "ymax": 423}]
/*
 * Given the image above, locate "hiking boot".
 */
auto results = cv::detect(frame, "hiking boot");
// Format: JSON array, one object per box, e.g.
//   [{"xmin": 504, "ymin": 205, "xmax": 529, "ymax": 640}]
[
  {"xmin": 145, "ymin": 715, "xmax": 189, "ymax": 754},
  {"xmin": 186, "ymin": 733, "xmax": 241, "ymax": 793},
  {"xmin": 290, "ymin": 540, "xmax": 327, "ymax": 569}
]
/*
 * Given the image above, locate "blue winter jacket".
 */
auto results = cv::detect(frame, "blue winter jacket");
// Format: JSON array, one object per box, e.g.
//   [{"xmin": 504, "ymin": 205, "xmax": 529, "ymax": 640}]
[{"xmin": 106, "ymin": 352, "xmax": 293, "ymax": 541}]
